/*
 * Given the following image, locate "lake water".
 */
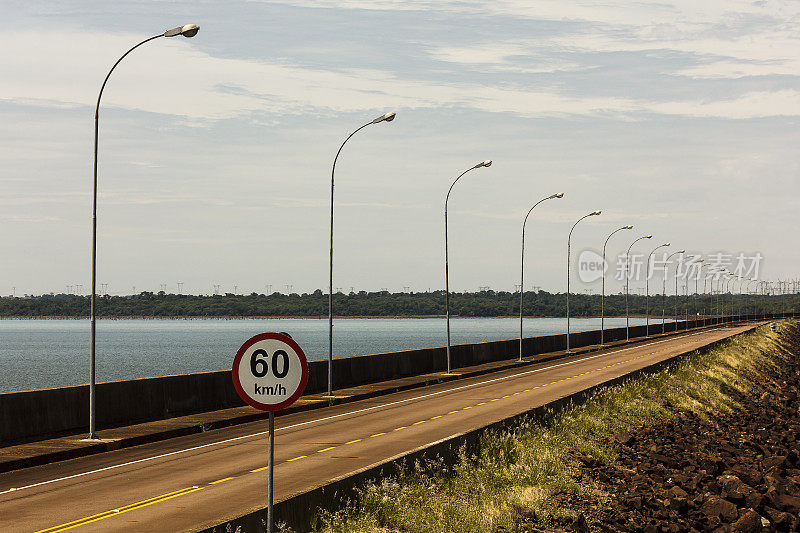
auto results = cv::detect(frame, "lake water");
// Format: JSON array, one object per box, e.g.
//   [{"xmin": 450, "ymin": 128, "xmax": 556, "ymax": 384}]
[{"xmin": 0, "ymin": 317, "xmax": 663, "ymax": 393}]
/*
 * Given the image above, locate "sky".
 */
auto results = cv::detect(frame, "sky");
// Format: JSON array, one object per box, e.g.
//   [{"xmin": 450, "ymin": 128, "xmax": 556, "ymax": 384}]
[{"xmin": 1, "ymin": 0, "xmax": 798, "ymax": 297}]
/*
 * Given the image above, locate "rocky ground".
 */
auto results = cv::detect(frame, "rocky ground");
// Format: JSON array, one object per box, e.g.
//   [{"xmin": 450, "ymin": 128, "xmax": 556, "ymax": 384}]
[{"xmin": 544, "ymin": 326, "xmax": 800, "ymax": 533}]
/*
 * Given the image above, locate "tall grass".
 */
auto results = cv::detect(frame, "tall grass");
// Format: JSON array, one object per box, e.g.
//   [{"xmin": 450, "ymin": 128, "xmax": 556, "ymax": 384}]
[{"xmin": 317, "ymin": 322, "xmax": 793, "ymax": 533}]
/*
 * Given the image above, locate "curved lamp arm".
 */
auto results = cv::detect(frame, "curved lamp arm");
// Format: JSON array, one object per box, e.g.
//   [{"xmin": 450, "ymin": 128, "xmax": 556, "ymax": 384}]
[
  {"xmin": 445, "ymin": 160, "xmax": 492, "ymax": 215},
  {"xmin": 627, "ymin": 234, "xmax": 653, "ymax": 256},
  {"xmin": 646, "ymin": 243, "xmax": 670, "ymax": 277},
  {"xmin": 95, "ymin": 35, "xmax": 162, "ymax": 119},
  {"xmin": 569, "ymin": 210, "xmax": 601, "ymax": 243},
  {"xmin": 604, "ymin": 225, "xmax": 633, "ymax": 254}
]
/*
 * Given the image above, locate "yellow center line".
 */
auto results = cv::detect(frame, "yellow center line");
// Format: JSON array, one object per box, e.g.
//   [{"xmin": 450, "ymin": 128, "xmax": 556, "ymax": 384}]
[
  {"xmin": 412, "ymin": 420, "xmax": 426, "ymax": 425},
  {"xmin": 462, "ymin": 406, "xmax": 473, "ymax": 409},
  {"xmin": 447, "ymin": 410, "xmax": 459, "ymax": 414},
  {"xmin": 394, "ymin": 426, "xmax": 407, "ymax": 431},
  {"xmin": 317, "ymin": 446, "xmax": 336, "ymax": 453},
  {"xmin": 345, "ymin": 439, "xmax": 362, "ymax": 444},
  {"xmin": 490, "ymin": 398, "xmax": 500, "ymax": 402},
  {"xmin": 250, "ymin": 466, "xmax": 268, "ymax": 473},
  {"xmin": 370, "ymin": 432, "xmax": 386, "ymax": 438},
  {"xmin": 286, "ymin": 455, "xmax": 306, "ymax": 462},
  {"xmin": 209, "ymin": 477, "xmax": 233, "ymax": 485},
  {"xmin": 501, "ymin": 395, "xmax": 511, "ymax": 398},
  {"xmin": 35, "ymin": 486, "xmax": 202, "ymax": 533},
  {"xmin": 477, "ymin": 402, "xmax": 487, "ymax": 405},
  {"xmin": 430, "ymin": 415, "xmax": 443, "ymax": 419}
]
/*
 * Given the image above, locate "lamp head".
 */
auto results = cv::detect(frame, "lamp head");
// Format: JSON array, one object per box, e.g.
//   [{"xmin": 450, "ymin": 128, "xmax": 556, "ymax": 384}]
[
  {"xmin": 663, "ymin": 242, "xmax": 671, "ymax": 247},
  {"xmin": 164, "ymin": 24, "xmax": 200, "ymax": 37},
  {"xmin": 623, "ymin": 225, "xmax": 633, "ymax": 229},
  {"xmin": 677, "ymin": 249, "xmax": 685, "ymax": 253},
  {"xmin": 644, "ymin": 235, "xmax": 653, "ymax": 239},
  {"xmin": 479, "ymin": 160, "xmax": 493, "ymax": 168},
  {"xmin": 181, "ymin": 24, "xmax": 199, "ymax": 37},
  {"xmin": 591, "ymin": 210, "xmax": 601, "ymax": 216},
  {"xmin": 551, "ymin": 192, "xmax": 565, "ymax": 199},
  {"xmin": 372, "ymin": 112, "xmax": 396, "ymax": 124}
]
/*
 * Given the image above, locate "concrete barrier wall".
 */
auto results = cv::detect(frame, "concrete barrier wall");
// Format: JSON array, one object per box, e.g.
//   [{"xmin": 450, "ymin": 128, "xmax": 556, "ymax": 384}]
[{"xmin": 0, "ymin": 314, "xmax": 784, "ymax": 445}]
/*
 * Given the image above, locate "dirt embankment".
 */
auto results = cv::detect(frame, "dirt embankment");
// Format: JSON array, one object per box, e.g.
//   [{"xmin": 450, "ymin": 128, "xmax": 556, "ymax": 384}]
[{"xmin": 559, "ymin": 325, "xmax": 800, "ymax": 532}]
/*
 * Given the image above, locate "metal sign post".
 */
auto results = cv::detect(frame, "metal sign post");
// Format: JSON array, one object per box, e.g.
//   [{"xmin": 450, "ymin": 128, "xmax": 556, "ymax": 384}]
[
  {"xmin": 268, "ymin": 411, "xmax": 274, "ymax": 533},
  {"xmin": 232, "ymin": 332, "xmax": 308, "ymax": 533}
]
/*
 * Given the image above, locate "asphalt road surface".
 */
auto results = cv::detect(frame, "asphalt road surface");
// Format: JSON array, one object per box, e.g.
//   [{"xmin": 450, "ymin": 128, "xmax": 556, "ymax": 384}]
[{"xmin": 0, "ymin": 323, "xmax": 756, "ymax": 532}]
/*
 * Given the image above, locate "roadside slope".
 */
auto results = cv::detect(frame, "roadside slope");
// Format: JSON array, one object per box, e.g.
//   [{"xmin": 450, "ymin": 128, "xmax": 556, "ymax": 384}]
[{"xmin": 319, "ymin": 321, "xmax": 799, "ymax": 532}]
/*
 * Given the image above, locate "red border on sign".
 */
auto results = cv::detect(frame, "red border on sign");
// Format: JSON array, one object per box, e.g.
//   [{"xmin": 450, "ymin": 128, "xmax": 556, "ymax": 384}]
[{"xmin": 232, "ymin": 332, "xmax": 309, "ymax": 412}]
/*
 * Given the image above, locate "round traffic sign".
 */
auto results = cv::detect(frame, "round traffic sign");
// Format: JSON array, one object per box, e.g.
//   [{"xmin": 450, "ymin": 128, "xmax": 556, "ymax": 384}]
[{"xmin": 232, "ymin": 332, "xmax": 309, "ymax": 411}]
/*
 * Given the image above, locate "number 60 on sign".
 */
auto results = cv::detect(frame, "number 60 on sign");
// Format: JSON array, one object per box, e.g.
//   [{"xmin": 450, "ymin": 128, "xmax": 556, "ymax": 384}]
[{"xmin": 232, "ymin": 332, "xmax": 309, "ymax": 411}]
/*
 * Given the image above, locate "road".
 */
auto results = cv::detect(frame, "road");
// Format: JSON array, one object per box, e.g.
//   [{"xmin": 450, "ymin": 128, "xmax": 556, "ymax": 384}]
[{"xmin": 0, "ymin": 323, "xmax": 756, "ymax": 532}]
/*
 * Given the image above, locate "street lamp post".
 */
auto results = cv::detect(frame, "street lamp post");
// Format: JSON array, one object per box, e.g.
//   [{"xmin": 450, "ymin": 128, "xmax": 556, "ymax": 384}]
[
  {"xmin": 88, "ymin": 24, "xmax": 200, "ymax": 439},
  {"xmin": 663, "ymin": 249, "xmax": 684, "ymax": 334},
  {"xmin": 519, "ymin": 192, "xmax": 564, "ymax": 361},
  {"xmin": 694, "ymin": 260, "xmax": 705, "ymax": 325},
  {"xmin": 566, "ymin": 210, "xmax": 602, "ymax": 353},
  {"xmin": 728, "ymin": 275, "xmax": 737, "ymax": 322},
  {"xmin": 747, "ymin": 278, "xmax": 758, "ymax": 319},
  {"xmin": 625, "ymin": 235, "xmax": 652, "ymax": 340},
  {"xmin": 720, "ymin": 274, "xmax": 729, "ymax": 323},
  {"xmin": 684, "ymin": 275, "xmax": 690, "ymax": 328},
  {"xmin": 728, "ymin": 276, "xmax": 737, "ymax": 322},
  {"xmin": 327, "ymin": 112, "xmax": 396, "ymax": 396},
  {"xmin": 715, "ymin": 272, "xmax": 726, "ymax": 324},
  {"xmin": 735, "ymin": 277, "xmax": 744, "ymax": 322},
  {"xmin": 645, "ymin": 243, "xmax": 670, "ymax": 337},
  {"xmin": 445, "ymin": 160, "xmax": 493, "ymax": 373},
  {"xmin": 718, "ymin": 270, "xmax": 732, "ymax": 323},
  {"xmin": 601, "ymin": 225, "xmax": 633, "ymax": 346},
  {"xmin": 703, "ymin": 269, "xmax": 710, "ymax": 327}
]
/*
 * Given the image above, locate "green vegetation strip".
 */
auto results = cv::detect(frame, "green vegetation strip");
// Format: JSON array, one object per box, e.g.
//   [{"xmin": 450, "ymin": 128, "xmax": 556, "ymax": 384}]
[
  {"xmin": 316, "ymin": 322, "xmax": 791, "ymax": 532},
  {"xmin": 1, "ymin": 291, "xmax": 795, "ymax": 317}
]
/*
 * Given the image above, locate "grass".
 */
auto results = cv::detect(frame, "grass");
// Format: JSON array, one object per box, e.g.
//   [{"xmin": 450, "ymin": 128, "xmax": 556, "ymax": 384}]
[{"xmin": 315, "ymin": 321, "xmax": 795, "ymax": 533}]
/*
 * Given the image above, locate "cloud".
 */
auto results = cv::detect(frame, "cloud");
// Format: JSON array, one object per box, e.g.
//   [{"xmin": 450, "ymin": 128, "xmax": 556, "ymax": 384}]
[
  {"xmin": 259, "ymin": 1, "xmax": 800, "ymax": 80},
  {"xmin": 251, "ymin": 0, "xmax": 784, "ymax": 26},
  {"xmin": 427, "ymin": 43, "xmax": 586, "ymax": 74},
  {"xmin": 2, "ymin": 17, "xmax": 799, "ymax": 125}
]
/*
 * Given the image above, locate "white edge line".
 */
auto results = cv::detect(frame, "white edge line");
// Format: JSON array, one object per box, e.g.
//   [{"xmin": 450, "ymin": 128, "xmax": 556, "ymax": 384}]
[{"xmin": 0, "ymin": 327, "xmax": 719, "ymax": 496}]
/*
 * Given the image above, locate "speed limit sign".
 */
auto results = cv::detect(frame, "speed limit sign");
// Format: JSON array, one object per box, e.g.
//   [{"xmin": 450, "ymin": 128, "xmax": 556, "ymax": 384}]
[
  {"xmin": 233, "ymin": 332, "xmax": 308, "ymax": 533},
  {"xmin": 232, "ymin": 332, "xmax": 309, "ymax": 411}
]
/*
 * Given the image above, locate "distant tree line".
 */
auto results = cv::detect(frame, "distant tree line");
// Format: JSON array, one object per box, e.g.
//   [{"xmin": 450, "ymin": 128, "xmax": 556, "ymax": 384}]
[{"xmin": 0, "ymin": 290, "xmax": 796, "ymax": 318}]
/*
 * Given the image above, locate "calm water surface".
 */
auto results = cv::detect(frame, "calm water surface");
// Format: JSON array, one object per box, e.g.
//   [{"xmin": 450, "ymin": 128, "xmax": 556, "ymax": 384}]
[{"xmin": 0, "ymin": 317, "xmax": 661, "ymax": 392}]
